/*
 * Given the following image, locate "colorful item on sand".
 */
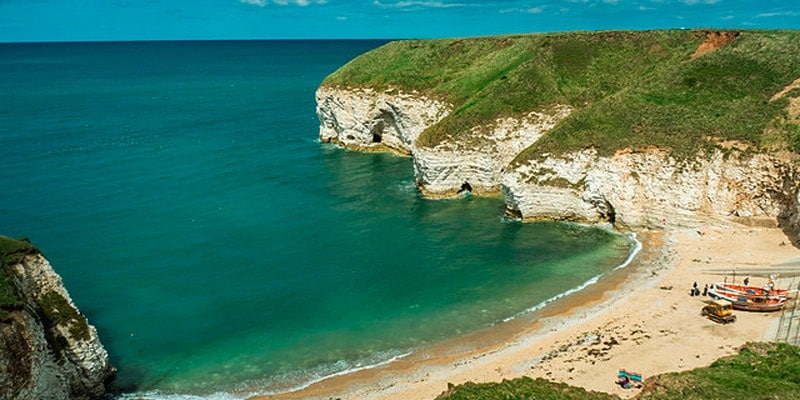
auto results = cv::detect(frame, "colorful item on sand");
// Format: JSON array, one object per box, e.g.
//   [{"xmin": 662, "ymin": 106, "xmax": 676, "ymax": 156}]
[{"xmin": 618, "ymin": 369, "xmax": 643, "ymax": 383}]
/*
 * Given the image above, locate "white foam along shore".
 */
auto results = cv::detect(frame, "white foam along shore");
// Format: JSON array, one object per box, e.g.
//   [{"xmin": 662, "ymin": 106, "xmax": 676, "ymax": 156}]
[
  {"xmin": 504, "ymin": 232, "xmax": 642, "ymax": 323},
  {"xmin": 118, "ymin": 350, "xmax": 414, "ymax": 400},
  {"xmin": 267, "ymin": 229, "xmax": 643, "ymax": 397},
  {"xmin": 271, "ymin": 230, "xmax": 644, "ymax": 396}
]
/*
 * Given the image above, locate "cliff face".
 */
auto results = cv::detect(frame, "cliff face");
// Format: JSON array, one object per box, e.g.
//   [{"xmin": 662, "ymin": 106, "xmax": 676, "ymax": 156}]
[
  {"xmin": 315, "ymin": 86, "xmax": 800, "ymax": 240},
  {"xmin": 0, "ymin": 240, "xmax": 114, "ymax": 400},
  {"xmin": 413, "ymin": 107, "xmax": 573, "ymax": 197},
  {"xmin": 316, "ymin": 86, "xmax": 451, "ymax": 156},
  {"xmin": 316, "ymin": 86, "xmax": 571, "ymax": 197},
  {"xmin": 501, "ymin": 149, "xmax": 799, "ymax": 231}
]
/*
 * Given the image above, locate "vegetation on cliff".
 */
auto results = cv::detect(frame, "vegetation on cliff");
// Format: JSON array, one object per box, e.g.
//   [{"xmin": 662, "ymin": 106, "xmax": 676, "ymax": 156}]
[
  {"xmin": 0, "ymin": 236, "xmax": 36, "ymax": 321},
  {"xmin": 322, "ymin": 30, "xmax": 800, "ymax": 160},
  {"xmin": 436, "ymin": 342, "xmax": 800, "ymax": 400},
  {"xmin": 0, "ymin": 236, "xmax": 90, "ymax": 340},
  {"xmin": 1, "ymin": 235, "xmax": 113, "ymax": 399}
]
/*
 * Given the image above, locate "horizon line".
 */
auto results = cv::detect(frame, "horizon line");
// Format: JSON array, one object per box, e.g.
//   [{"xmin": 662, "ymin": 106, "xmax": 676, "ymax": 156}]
[{"xmin": 2, "ymin": 27, "xmax": 798, "ymax": 45}]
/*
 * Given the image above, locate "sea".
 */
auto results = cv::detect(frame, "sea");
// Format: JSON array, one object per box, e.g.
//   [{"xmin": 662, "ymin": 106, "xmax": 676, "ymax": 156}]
[{"xmin": 0, "ymin": 40, "xmax": 638, "ymax": 399}]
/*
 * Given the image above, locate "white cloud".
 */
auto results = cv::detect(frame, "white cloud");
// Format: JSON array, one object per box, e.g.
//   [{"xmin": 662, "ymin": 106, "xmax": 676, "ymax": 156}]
[
  {"xmin": 681, "ymin": 0, "xmax": 720, "ymax": 5},
  {"xmin": 276, "ymin": 0, "xmax": 327, "ymax": 5},
  {"xmin": 372, "ymin": 1, "xmax": 468, "ymax": 8},
  {"xmin": 240, "ymin": 0, "xmax": 266, "ymax": 6},
  {"xmin": 500, "ymin": 7, "xmax": 544, "ymax": 14},
  {"xmin": 241, "ymin": 0, "xmax": 326, "ymax": 6},
  {"xmin": 757, "ymin": 11, "xmax": 798, "ymax": 18}
]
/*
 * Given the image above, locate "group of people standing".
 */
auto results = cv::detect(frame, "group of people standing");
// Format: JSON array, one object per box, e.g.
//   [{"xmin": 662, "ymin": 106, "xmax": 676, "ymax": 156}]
[{"xmin": 690, "ymin": 281, "xmax": 710, "ymax": 297}]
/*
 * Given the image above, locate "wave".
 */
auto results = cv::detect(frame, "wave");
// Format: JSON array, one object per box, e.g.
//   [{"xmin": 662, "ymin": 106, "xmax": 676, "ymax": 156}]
[
  {"xmin": 115, "ymin": 390, "xmax": 250, "ymax": 400},
  {"xmin": 116, "ymin": 350, "xmax": 412, "ymax": 400},
  {"xmin": 502, "ymin": 232, "xmax": 643, "ymax": 323},
  {"xmin": 263, "ymin": 350, "xmax": 412, "ymax": 396}
]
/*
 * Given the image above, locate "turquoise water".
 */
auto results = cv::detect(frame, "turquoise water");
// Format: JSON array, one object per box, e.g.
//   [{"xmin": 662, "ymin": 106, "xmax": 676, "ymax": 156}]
[{"xmin": 0, "ymin": 41, "xmax": 635, "ymax": 398}]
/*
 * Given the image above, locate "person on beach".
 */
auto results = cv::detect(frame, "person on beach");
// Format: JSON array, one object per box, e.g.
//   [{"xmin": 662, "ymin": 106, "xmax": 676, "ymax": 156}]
[
  {"xmin": 703, "ymin": 284, "xmax": 708, "ymax": 296},
  {"xmin": 744, "ymin": 277, "xmax": 750, "ymax": 285}
]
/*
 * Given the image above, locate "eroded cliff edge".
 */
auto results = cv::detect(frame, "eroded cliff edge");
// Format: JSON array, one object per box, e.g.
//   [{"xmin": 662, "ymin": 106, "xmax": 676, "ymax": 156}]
[
  {"xmin": 316, "ymin": 30, "xmax": 800, "ymax": 241},
  {"xmin": 0, "ymin": 236, "xmax": 115, "ymax": 400}
]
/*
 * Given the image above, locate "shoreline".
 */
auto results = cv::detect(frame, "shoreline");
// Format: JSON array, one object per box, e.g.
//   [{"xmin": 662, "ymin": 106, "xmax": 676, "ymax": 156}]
[{"xmin": 252, "ymin": 226, "xmax": 800, "ymax": 400}]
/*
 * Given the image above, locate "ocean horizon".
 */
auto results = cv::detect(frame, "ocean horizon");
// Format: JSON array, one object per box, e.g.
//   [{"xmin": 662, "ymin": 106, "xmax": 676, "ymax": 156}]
[{"xmin": 0, "ymin": 40, "xmax": 636, "ymax": 399}]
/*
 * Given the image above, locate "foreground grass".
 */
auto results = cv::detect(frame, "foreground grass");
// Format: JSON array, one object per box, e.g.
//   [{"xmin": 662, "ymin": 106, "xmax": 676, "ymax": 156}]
[
  {"xmin": 323, "ymin": 30, "xmax": 800, "ymax": 160},
  {"xmin": 435, "ymin": 342, "xmax": 800, "ymax": 400},
  {"xmin": 638, "ymin": 342, "xmax": 800, "ymax": 400},
  {"xmin": 436, "ymin": 377, "xmax": 618, "ymax": 400}
]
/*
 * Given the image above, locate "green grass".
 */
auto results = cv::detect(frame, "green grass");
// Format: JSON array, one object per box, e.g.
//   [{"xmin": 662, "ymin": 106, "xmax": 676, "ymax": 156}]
[
  {"xmin": 39, "ymin": 290, "xmax": 91, "ymax": 342},
  {"xmin": 0, "ymin": 236, "xmax": 37, "ymax": 321},
  {"xmin": 638, "ymin": 342, "xmax": 800, "ymax": 400},
  {"xmin": 435, "ymin": 377, "xmax": 618, "ymax": 400},
  {"xmin": 322, "ymin": 30, "xmax": 800, "ymax": 159},
  {"xmin": 435, "ymin": 342, "xmax": 800, "ymax": 400}
]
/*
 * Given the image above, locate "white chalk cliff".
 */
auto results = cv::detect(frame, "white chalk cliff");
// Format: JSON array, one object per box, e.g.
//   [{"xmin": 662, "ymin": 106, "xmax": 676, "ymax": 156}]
[
  {"xmin": 316, "ymin": 85, "xmax": 800, "ymax": 239},
  {"xmin": 1, "ymin": 247, "xmax": 114, "ymax": 400}
]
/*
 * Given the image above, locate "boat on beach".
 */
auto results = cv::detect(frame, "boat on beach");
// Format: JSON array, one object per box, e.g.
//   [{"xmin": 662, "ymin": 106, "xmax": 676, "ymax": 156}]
[
  {"xmin": 714, "ymin": 282, "xmax": 791, "ymax": 299},
  {"xmin": 708, "ymin": 287, "xmax": 787, "ymax": 312}
]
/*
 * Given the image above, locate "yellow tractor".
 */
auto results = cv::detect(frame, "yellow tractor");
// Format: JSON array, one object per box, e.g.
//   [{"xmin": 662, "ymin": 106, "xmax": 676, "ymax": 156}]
[{"xmin": 702, "ymin": 299, "xmax": 736, "ymax": 324}]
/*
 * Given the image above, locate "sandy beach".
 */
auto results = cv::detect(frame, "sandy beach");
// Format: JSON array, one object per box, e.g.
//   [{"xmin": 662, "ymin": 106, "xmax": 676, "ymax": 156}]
[{"xmin": 254, "ymin": 226, "xmax": 800, "ymax": 400}]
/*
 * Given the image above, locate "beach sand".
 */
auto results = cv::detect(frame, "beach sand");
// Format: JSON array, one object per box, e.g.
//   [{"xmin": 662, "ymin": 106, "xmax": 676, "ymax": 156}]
[{"xmin": 253, "ymin": 226, "xmax": 800, "ymax": 400}]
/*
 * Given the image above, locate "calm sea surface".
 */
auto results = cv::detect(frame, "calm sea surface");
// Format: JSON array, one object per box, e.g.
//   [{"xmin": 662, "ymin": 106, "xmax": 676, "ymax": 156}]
[{"xmin": 0, "ymin": 41, "xmax": 635, "ymax": 399}]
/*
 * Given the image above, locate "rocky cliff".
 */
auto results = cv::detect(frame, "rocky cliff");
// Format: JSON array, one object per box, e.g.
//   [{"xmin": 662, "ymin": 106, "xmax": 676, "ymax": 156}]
[
  {"xmin": 316, "ymin": 86, "xmax": 572, "ymax": 197},
  {"xmin": 315, "ymin": 30, "xmax": 800, "ymax": 242},
  {"xmin": 500, "ymin": 148, "xmax": 799, "ymax": 231},
  {"xmin": 316, "ymin": 85, "xmax": 800, "ymax": 240},
  {"xmin": 0, "ymin": 237, "xmax": 114, "ymax": 400}
]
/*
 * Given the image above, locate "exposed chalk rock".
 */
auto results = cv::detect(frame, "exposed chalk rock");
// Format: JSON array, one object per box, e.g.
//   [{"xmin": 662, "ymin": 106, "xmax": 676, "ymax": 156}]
[{"xmin": 1, "ymin": 240, "xmax": 115, "ymax": 400}]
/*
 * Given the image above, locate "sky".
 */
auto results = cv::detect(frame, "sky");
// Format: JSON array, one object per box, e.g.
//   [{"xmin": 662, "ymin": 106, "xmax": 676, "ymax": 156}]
[{"xmin": 0, "ymin": 0, "xmax": 798, "ymax": 42}]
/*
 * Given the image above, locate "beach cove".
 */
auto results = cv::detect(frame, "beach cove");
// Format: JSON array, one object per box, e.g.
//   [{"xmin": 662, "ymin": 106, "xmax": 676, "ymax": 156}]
[
  {"xmin": 256, "ymin": 226, "xmax": 800, "ymax": 400},
  {"xmin": 267, "ymin": 30, "xmax": 800, "ymax": 399},
  {"xmin": 1, "ymin": 40, "xmax": 646, "ymax": 399}
]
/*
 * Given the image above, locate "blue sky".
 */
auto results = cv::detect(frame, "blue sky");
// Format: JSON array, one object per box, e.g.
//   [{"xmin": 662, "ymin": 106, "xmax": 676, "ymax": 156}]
[{"xmin": 0, "ymin": 0, "xmax": 798, "ymax": 42}]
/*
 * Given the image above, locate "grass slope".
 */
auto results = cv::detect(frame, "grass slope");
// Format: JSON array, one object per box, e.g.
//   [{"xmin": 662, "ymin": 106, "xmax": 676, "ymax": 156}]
[
  {"xmin": 436, "ymin": 377, "xmax": 618, "ymax": 400},
  {"xmin": 0, "ymin": 236, "xmax": 36, "ymax": 321},
  {"xmin": 322, "ymin": 30, "xmax": 800, "ymax": 160},
  {"xmin": 436, "ymin": 342, "xmax": 800, "ymax": 400}
]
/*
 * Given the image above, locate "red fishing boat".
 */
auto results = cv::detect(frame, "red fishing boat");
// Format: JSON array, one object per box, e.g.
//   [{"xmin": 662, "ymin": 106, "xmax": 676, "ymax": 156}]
[
  {"xmin": 708, "ymin": 287, "xmax": 786, "ymax": 312},
  {"xmin": 713, "ymin": 282, "xmax": 791, "ymax": 298}
]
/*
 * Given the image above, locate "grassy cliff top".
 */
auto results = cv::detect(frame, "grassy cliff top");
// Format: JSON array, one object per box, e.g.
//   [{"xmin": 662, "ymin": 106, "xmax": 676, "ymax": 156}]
[
  {"xmin": 0, "ymin": 236, "xmax": 38, "ymax": 320},
  {"xmin": 322, "ymin": 30, "xmax": 800, "ymax": 161}
]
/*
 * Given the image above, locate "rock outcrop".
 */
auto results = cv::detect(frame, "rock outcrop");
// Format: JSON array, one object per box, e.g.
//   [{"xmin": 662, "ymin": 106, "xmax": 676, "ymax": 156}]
[
  {"xmin": 0, "ymin": 237, "xmax": 115, "ymax": 400},
  {"xmin": 316, "ymin": 86, "xmax": 451, "ymax": 156},
  {"xmin": 413, "ymin": 107, "xmax": 573, "ymax": 197},
  {"xmin": 316, "ymin": 86, "xmax": 572, "ymax": 197},
  {"xmin": 501, "ymin": 149, "xmax": 800, "ymax": 233}
]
